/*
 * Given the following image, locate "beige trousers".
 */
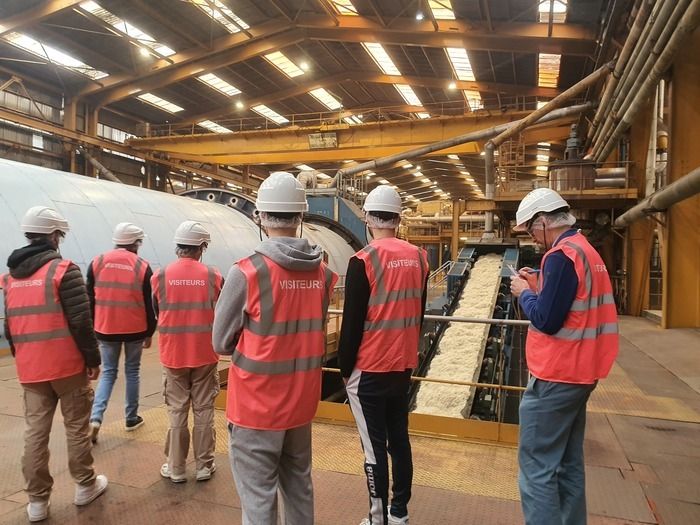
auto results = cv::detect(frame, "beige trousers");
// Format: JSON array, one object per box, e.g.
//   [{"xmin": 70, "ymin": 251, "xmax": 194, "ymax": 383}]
[
  {"xmin": 162, "ymin": 364, "xmax": 219, "ymax": 474},
  {"xmin": 21, "ymin": 372, "xmax": 96, "ymax": 502}
]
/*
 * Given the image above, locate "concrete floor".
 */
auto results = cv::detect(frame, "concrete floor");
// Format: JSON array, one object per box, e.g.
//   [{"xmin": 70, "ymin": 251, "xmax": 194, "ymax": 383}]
[{"xmin": 0, "ymin": 316, "xmax": 699, "ymax": 524}]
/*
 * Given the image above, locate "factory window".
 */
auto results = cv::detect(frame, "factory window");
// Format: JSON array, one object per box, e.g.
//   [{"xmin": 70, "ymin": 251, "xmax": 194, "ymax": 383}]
[
  {"xmin": 428, "ymin": 0, "xmax": 456, "ymax": 20},
  {"xmin": 331, "ymin": 0, "xmax": 358, "ymax": 15},
  {"xmin": 32, "ymin": 134, "xmax": 44, "ymax": 150},
  {"xmin": 97, "ymin": 123, "xmax": 133, "ymax": 143},
  {"xmin": 538, "ymin": 53, "xmax": 561, "ymax": 88},
  {"xmin": 538, "ymin": 1, "xmax": 568, "ymax": 24},
  {"xmin": 362, "ymin": 43, "xmax": 401, "ymax": 76},
  {"xmin": 189, "ymin": 0, "xmax": 249, "ymax": 34}
]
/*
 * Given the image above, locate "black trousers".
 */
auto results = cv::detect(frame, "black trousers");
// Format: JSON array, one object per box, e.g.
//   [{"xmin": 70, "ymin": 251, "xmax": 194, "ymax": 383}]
[{"xmin": 346, "ymin": 369, "xmax": 412, "ymax": 525}]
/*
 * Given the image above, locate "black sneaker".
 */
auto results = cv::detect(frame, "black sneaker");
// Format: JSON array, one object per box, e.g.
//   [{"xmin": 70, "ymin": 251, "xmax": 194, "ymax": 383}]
[{"xmin": 125, "ymin": 416, "xmax": 144, "ymax": 432}]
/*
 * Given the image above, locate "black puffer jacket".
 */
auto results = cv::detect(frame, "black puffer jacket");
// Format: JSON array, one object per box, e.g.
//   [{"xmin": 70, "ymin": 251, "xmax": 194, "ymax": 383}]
[{"xmin": 4, "ymin": 241, "xmax": 100, "ymax": 368}]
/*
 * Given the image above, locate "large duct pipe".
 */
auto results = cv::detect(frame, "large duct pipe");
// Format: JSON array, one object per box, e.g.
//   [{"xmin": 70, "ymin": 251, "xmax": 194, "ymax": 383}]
[
  {"xmin": 482, "ymin": 64, "xmax": 612, "ymax": 235},
  {"xmin": 593, "ymin": 0, "xmax": 695, "ymax": 162},
  {"xmin": 613, "ymin": 166, "xmax": 700, "ymax": 227},
  {"xmin": 586, "ymin": 0, "xmax": 654, "ymax": 147},
  {"xmin": 597, "ymin": 0, "xmax": 700, "ymax": 162},
  {"xmin": 334, "ymin": 103, "xmax": 594, "ymax": 180},
  {"xmin": 78, "ymin": 147, "xmax": 122, "ymax": 183}
]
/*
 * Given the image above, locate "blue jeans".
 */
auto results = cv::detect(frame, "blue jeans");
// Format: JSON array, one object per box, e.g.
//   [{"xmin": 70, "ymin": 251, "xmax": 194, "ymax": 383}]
[
  {"xmin": 90, "ymin": 340, "xmax": 144, "ymax": 424},
  {"xmin": 518, "ymin": 377, "xmax": 596, "ymax": 525}
]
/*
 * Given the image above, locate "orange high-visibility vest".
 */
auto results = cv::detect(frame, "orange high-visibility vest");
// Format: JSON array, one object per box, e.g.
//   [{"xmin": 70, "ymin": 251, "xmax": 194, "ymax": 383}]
[
  {"xmin": 2, "ymin": 259, "xmax": 85, "ymax": 383},
  {"xmin": 92, "ymin": 249, "xmax": 148, "ymax": 335},
  {"xmin": 354, "ymin": 237, "xmax": 428, "ymax": 372},
  {"xmin": 151, "ymin": 258, "xmax": 222, "ymax": 369},
  {"xmin": 226, "ymin": 253, "xmax": 337, "ymax": 430},
  {"xmin": 526, "ymin": 231, "xmax": 619, "ymax": 384}
]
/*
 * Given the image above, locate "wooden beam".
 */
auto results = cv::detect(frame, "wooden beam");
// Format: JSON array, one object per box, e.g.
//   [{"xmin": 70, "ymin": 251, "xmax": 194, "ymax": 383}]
[{"xmin": 0, "ymin": 0, "xmax": 83, "ymax": 36}]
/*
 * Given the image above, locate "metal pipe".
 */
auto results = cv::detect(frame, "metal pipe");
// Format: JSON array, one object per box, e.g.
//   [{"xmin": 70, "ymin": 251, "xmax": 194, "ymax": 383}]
[
  {"xmin": 326, "ymin": 308, "xmax": 531, "ymax": 326},
  {"xmin": 587, "ymin": 0, "xmax": 654, "ymax": 146},
  {"xmin": 484, "ymin": 141, "xmax": 496, "ymax": 235},
  {"xmin": 334, "ymin": 103, "xmax": 594, "ymax": 180},
  {"xmin": 78, "ymin": 147, "xmax": 122, "ymax": 183},
  {"xmin": 594, "ymin": 0, "xmax": 691, "ymax": 159},
  {"xmin": 645, "ymin": 88, "xmax": 659, "ymax": 197},
  {"xmin": 598, "ymin": 0, "xmax": 700, "ymax": 162},
  {"xmin": 595, "ymin": 167, "xmax": 627, "ymax": 177},
  {"xmin": 613, "ymin": 166, "xmax": 700, "ymax": 227}
]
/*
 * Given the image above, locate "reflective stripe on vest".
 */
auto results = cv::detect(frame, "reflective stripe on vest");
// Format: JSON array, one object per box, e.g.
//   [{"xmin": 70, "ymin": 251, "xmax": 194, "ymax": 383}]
[
  {"xmin": 4, "ymin": 259, "xmax": 85, "ymax": 383},
  {"xmin": 226, "ymin": 252, "xmax": 338, "ymax": 430},
  {"xmin": 153, "ymin": 260, "xmax": 221, "ymax": 368},
  {"xmin": 525, "ymin": 232, "xmax": 619, "ymax": 384},
  {"xmin": 354, "ymin": 238, "xmax": 428, "ymax": 372}
]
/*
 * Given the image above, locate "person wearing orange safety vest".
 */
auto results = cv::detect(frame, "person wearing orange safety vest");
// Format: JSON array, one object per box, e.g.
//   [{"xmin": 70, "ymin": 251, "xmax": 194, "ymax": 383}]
[
  {"xmin": 509, "ymin": 188, "xmax": 619, "ymax": 525},
  {"xmin": 213, "ymin": 172, "xmax": 337, "ymax": 525},
  {"xmin": 338, "ymin": 186, "xmax": 428, "ymax": 525},
  {"xmin": 152, "ymin": 221, "xmax": 223, "ymax": 484},
  {"xmin": 2, "ymin": 206, "xmax": 108, "ymax": 522},
  {"xmin": 86, "ymin": 222, "xmax": 156, "ymax": 442}
]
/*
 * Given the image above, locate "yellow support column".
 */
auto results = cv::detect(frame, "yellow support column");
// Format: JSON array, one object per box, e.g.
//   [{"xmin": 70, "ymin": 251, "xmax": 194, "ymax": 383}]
[{"xmin": 664, "ymin": 29, "xmax": 700, "ymax": 328}]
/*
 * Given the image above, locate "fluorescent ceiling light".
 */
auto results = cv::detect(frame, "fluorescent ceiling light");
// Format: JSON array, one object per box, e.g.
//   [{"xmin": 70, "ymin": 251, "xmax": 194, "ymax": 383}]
[
  {"xmin": 198, "ymin": 73, "xmax": 241, "ymax": 96},
  {"xmin": 447, "ymin": 154, "xmax": 459, "ymax": 160},
  {"xmin": 428, "ymin": 0, "xmax": 455, "ymax": 20},
  {"xmin": 460, "ymin": 170, "xmax": 470, "ymax": 175},
  {"xmin": 264, "ymin": 51, "xmax": 304, "ymax": 78},
  {"xmin": 309, "ymin": 87, "xmax": 342, "ymax": 110},
  {"xmin": 80, "ymin": 1, "xmax": 175, "ymax": 57},
  {"xmin": 538, "ymin": 142, "xmax": 551, "ymax": 148},
  {"xmin": 189, "ymin": 0, "xmax": 249, "ymax": 34},
  {"xmin": 446, "ymin": 48, "xmax": 475, "ymax": 81},
  {"xmin": 3, "ymin": 32, "xmax": 108, "ymax": 80},
  {"xmin": 404, "ymin": 164, "xmax": 413, "ymax": 169},
  {"xmin": 252, "ymin": 104, "xmax": 289, "ymax": 124},
  {"xmin": 413, "ymin": 171, "xmax": 423, "ymax": 177},
  {"xmin": 138, "ymin": 93, "xmax": 184, "ymax": 113},
  {"xmin": 330, "ymin": 0, "xmax": 358, "ymax": 15},
  {"xmin": 538, "ymin": 53, "xmax": 561, "ymax": 88},
  {"xmin": 198, "ymin": 120, "xmax": 232, "ymax": 133},
  {"xmin": 421, "ymin": 178, "xmax": 431, "ymax": 183},
  {"xmin": 362, "ymin": 42, "xmax": 401, "ymax": 76}
]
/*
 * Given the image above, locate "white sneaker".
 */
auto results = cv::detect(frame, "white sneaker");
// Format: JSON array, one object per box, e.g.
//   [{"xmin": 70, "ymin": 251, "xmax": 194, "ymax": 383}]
[
  {"xmin": 26, "ymin": 501, "xmax": 49, "ymax": 522},
  {"xmin": 74, "ymin": 474, "xmax": 108, "ymax": 506},
  {"xmin": 388, "ymin": 514, "xmax": 409, "ymax": 525},
  {"xmin": 160, "ymin": 463, "xmax": 186, "ymax": 483},
  {"xmin": 359, "ymin": 520, "xmax": 371, "ymax": 525},
  {"xmin": 195, "ymin": 463, "xmax": 216, "ymax": 481}
]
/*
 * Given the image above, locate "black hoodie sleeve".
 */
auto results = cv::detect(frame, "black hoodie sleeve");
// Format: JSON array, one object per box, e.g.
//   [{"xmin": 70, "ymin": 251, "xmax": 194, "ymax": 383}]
[
  {"xmin": 58, "ymin": 263, "xmax": 101, "ymax": 368},
  {"xmin": 338, "ymin": 257, "xmax": 370, "ymax": 378},
  {"xmin": 142, "ymin": 265, "xmax": 157, "ymax": 338},
  {"xmin": 86, "ymin": 261, "xmax": 96, "ymax": 319}
]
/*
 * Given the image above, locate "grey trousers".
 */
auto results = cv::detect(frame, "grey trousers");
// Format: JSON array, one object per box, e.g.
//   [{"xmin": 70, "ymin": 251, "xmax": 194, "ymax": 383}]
[{"xmin": 229, "ymin": 423, "xmax": 314, "ymax": 525}]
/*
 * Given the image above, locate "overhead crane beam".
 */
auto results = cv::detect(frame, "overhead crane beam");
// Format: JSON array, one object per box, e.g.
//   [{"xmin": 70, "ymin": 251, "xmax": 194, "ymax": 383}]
[
  {"xmin": 126, "ymin": 111, "xmax": 578, "ymax": 165},
  {"xmin": 177, "ymin": 72, "xmax": 562, "ymax": 128},
  {"xmin": 0, "ymin": 0, "xmax": 84, "ymax": 37}
]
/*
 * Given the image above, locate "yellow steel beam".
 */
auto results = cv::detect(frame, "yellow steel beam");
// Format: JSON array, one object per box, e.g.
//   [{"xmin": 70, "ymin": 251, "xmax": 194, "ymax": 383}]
[
  {"xmin": 0, "ymin": 0, "xmax": 83, "ymax": 36},
  {"xmin": 128, "ymin": 111, "xmax": 568, "ymax": 164},
  {"xmin": 0, "ymin": 106, "xmax": 258, "ymax": 190},
  {"xmin": 177, "ymin": 72, "xmax": 563, "ymax": 127},
  {"xmin": 664, "ymin": 31, "xmax": 700, "ymax": 328},
  {"xmin": 297, "ymin": 15, "xmax": 597, "ymax": 55}
]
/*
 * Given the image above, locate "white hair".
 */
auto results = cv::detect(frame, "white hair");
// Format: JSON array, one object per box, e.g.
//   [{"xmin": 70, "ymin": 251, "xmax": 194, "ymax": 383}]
[
  {"xmin": 259, "ymin": 211, "xmax": 302, "ymax": 229},
  {"xmin": 365, "ymin": 211, "xmax": 400, "ymax": 230},
  {"xmin": 541, "ymin": 211, "xmax": 577, "ymax": 229}
]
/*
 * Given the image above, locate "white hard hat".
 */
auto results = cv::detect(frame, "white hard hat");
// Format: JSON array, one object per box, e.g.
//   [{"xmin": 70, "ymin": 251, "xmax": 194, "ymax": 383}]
[
  {"xmin": 255, "ymin": 172, "xmax": 308, "ymax": 213},
  {"xmin": 20, "ymin": 206, "xmax": 70, "ymax": 234},
  {"xmin": 174, "ymin": 220, "xmax": 211, "ymax": 246},
  {"xmin": 112, "ymin": 222, "xmax": 145, "ymax": 244},
  {"xmin": 363, "ymin": 186, "xmax": 402, "ymax": 214},
  {"xmin": 514, "ymin": 188, "xmax": 570, "ymax": 231}
]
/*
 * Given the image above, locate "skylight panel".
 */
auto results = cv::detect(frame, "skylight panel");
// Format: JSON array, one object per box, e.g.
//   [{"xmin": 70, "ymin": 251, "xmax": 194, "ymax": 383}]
[
  {"xmin": 3, "ymin": 32, "xmax": 108, "ymax": 80},
  {"xmin": 343, "ymin": 115, "xmax": 363, "ymax": 125},
  {"xmin": 538, "ymin": 1, "xmax": 568, "ymax": 24},
  {"xmin": 538, "ymin": 54, "xmax": 561, "ymax": 88},
  {"xmin": 80, "ymin": 1, "xmax": 175, "ymax": 57},
  {"xmin": 198, "ymin": 120, "xmax": 232, "ymax": 133},
  {"xmin": 416, "ymin": 112, "xmax": 431, "ymax": 119},
  {"xmin": 331, "ymin": 0, "xmax": 359, "ymax": 15},
  {"xmin": 428, "ymin": 0, "xmax": 455, "ymax": 20},
  {"xmin": 189, "ymin": 0, "xmax": 249, "ymax": 34},
  {"xmin": 252, "ymin": 104, "xmax": 289, "ymax": 125},
  {"xmin": 296, "ymin": 164, "xmax": 315, "ymax": 171},
  {"xmin": 137, "ymin": 93, "xmax": 184, "ymax": 113},
  {"xmin": 537, "ymin": 154, "xmax": 550, "ymax": 162},
  {"xmin": 362, "ymin": 43, "xmax": 401, "ymax": 76},
  {"xmin": 198, "ymin": 73, "xmax": 241, "ymax": 96},
  {"xmin": 309, "ymin": 88, "xmax": 342, "ymax": 110},
  {"xmin": 264, "ymin": 51, "xmax": 304, "ymax": 78},
  {"xmin": 394, "ymin": 84, "xmax": 422, "ymax": 106},
  {"xmin": 446, "ymin": 48, "xmax": 475, "ymax": 81},
  {"xmin": 463, "ymin": 89, "xmax": 482, "ymax": 111}
]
